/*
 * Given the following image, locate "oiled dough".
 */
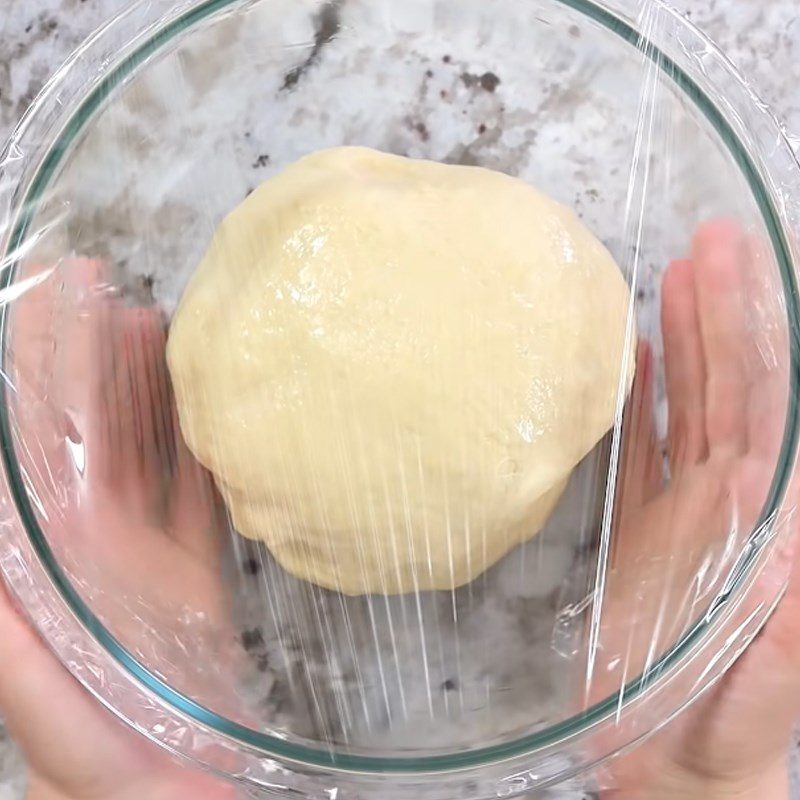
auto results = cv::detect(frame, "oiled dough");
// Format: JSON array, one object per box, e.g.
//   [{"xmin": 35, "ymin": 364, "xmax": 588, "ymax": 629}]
[{"xmin": 167, "ymin": 147, "xmax": 633, "ymax": 595}]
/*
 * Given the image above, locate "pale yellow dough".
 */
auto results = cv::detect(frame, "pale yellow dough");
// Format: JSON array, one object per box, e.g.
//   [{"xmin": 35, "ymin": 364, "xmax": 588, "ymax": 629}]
[{"xmin": 167, "ymin": 147, "xmax": 633, "ymax": 595}]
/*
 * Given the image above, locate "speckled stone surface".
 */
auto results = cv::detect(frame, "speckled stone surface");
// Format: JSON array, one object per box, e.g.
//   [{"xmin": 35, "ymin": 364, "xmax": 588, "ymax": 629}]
[{"xmin": 2, "ymin": 1, "xmax": 800, "ymax": 799}]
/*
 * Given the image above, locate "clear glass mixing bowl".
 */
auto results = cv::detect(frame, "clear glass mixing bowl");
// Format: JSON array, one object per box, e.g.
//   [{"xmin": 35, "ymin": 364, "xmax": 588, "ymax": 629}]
[{"xmin": 1, "ymin": 0, "xmax": 799, "ymax": 797}]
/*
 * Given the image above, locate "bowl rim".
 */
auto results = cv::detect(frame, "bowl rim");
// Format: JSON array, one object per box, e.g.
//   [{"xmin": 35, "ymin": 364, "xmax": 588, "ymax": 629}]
[{"xmin": 1, "ymin": 0, "xmax": 800, "ymax": 786}]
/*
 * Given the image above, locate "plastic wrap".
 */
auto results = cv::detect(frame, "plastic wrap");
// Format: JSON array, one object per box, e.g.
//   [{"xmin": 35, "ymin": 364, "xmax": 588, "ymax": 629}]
[{"xmin": 1, "ymin": 0, "xmax": 799, "ymax": 798}]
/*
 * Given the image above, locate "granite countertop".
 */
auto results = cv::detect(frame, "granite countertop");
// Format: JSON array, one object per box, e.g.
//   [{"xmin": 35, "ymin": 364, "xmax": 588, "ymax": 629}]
[{"xmin": 2, "ymin": 1, "xmax": 800, "ymax": 799}]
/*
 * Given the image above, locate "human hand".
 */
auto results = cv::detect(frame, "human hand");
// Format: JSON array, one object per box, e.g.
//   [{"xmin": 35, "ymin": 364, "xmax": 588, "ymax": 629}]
[
  {"xmin": 0, "ymin": 259, "xmax": 235, "ymax": 800},
  {"xmin": 3, "ymin": 226, "xmax": 797, "ymax": 800},
  {"xmin": 598, "ymin": 220, "xmax": 799, "ymax": 799}
]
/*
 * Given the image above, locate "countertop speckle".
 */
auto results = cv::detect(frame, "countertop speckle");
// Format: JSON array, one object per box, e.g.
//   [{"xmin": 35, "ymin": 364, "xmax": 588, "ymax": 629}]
[{"xmin": 2, "ymin": 1, "xmax": 800, "ymax": 799}]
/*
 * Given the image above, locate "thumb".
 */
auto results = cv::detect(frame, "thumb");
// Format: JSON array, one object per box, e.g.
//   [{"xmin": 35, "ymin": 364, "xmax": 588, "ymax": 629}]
[
  {"xmin": 742, "ymin": 529, "xmax": 800, "ymax": 690},
  {"xmin": 705, "ymin": 521, "xmax": 800, "ymax": 760},
  {"xmin": 0, "ymin": 581, "xmax": 147, "ymax": 789}
]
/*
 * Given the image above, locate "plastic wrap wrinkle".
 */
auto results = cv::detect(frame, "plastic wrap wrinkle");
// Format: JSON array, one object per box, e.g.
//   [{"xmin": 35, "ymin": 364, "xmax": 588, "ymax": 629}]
[
  {"xmin": 0, "ymin": 0, "xmax": 799, "ymax": 799},
  {"xmin": 584, "ymin": 0, "xmax": 665, "ymax": 694}
]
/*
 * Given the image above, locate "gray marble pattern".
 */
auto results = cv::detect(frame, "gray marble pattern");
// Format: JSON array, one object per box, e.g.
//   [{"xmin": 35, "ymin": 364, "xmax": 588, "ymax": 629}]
[{"xmin": 2, "ymin": 1, "xmax": 800, "ymax": 799}]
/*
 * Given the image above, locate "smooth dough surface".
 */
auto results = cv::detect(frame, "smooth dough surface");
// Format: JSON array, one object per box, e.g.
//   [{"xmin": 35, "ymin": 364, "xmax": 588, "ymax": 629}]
[{"xmin": 167, "ymin": 147, "xmax": 633, "ymax": 595}]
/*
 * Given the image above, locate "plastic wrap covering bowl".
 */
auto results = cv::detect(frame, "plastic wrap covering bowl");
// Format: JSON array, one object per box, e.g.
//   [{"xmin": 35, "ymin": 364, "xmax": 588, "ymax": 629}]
[{"xmin": 1, "ymin": 0, "xmax": 799, "ymax": 798}]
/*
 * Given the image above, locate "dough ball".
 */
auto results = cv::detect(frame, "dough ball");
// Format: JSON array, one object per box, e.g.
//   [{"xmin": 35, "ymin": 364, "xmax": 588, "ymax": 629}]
[{"xmin": 167, "ymin": 147, "xmax": 633, "ymax": 595}]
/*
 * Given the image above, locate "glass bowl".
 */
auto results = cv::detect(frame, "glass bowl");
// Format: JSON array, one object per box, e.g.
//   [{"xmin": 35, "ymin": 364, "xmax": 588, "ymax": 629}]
[{"xmin": 1, "ymin": 0, "xmax": 799, "ymax": 797}]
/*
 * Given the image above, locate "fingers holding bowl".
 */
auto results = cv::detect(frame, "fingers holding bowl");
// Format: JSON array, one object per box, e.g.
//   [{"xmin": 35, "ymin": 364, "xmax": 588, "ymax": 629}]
[
  {"xmin": 111, "ymin": 304, "xmax": 222, "ymax": 558},
  {"xmin": 7, "ymin": 258, "xmax": 116, "ymax": 519},
  {"xmin": 661, "ymin": 220, "xmax": 789, "ymax": 470},
  {"xmin": 618, "ymin": 341, "xmax": 662, "ymax": 512},
  {"xmin": 740, "ymin": 232, "xmax": 791, "ymax": 467},
  {"xmin": 690, "ymin": 220, "xmax": 752, "ymax": 459},
  {"xmin": 662, "ymin": 258, "xmax": 707, "ymax": 472}
]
